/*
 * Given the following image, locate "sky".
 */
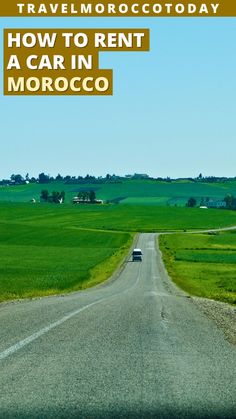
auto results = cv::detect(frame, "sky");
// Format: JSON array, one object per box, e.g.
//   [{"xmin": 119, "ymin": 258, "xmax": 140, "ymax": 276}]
[{"xmin": 0, "ymin": 16, "xmax": 235, "ymax": 179}]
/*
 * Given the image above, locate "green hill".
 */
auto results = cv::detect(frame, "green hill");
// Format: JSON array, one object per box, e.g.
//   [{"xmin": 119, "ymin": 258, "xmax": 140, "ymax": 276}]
[{"xmin": 1, "ymin": 179, "xmax": 236, "ymax": 205}]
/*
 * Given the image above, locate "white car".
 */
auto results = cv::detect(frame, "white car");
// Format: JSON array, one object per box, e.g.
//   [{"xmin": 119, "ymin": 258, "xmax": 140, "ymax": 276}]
[{"xmin": 132, "ymin": 248, "xmax": 142, "ymax": 262}]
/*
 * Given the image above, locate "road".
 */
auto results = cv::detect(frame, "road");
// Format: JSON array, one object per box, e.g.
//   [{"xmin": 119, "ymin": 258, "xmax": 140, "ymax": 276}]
[{"xmin": 0, "ymin": 233, "xmax": 235, "ymax": 418}]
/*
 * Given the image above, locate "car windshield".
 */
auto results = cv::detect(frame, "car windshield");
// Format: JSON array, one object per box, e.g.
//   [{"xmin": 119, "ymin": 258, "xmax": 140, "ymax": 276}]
[{"xmin": 133, "ymin": 250, "xmax": 142, "ymax": 255}]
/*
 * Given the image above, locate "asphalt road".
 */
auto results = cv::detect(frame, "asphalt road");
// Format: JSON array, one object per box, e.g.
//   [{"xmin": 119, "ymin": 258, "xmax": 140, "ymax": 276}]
[{"xmin": 0, "ymin": 233, "xmax": 235, "ymax": 419}]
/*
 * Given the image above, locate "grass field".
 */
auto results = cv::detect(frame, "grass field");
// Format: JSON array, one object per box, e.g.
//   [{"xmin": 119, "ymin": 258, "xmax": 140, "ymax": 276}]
[
  {"xmin": 159, "ymin": 232, "xmax": 236, "ymax": 305},
  {"xmin": 0, "ymin": 211, "xmax": 133, "ymax": 301},
  {"xmin": 0, "ymin": 202, "xmax": 236, "ymax": 232},
  {"xmin": 1, "ymin": 179, "xmax": 236, "ymax": 205},
  {"xmin": 1, "ymin": 201, "xmax": 236, "ymax": 302}
]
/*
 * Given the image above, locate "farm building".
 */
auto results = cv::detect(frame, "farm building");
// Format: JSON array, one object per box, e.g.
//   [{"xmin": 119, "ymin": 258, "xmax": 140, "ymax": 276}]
[
  {"xmin": 72, "ymin": 197, "xmax": 103, "ymax": 205},
  {"xmin": 203, "ymin": 199, "xmax": 226, "ymax": 209}
]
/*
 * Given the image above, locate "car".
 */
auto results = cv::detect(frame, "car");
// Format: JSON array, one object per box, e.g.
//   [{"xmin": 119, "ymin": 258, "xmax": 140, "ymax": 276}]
[{"xmin": 132, "ymin": 248, "xmax": 142, "ymax": 261}]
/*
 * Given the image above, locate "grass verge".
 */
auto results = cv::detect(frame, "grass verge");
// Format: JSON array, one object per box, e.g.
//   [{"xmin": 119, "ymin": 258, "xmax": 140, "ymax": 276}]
[{"xmin": 159, "ymin": 232, "xmax": 236, "ymax": 305}]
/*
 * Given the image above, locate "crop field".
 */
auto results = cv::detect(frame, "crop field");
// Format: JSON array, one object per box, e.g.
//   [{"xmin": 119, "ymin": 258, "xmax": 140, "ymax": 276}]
[
  {"xmin": 1, "ymin": 201, "xmax": 236, "ymax": 302},
  {"xmin": 2, "ymin": 179, "xmax": 236, "ymax": 205},
  {"xmin": 0, "ymin": 202, "xmax": 236, "ymax": 232},
  {"xmin": 0, "ymin": 214, "xmax": 132, "ymax": 302},
  {"xmin": 159, "ymin": 232, "xmax": 236, "ymax": 304}
]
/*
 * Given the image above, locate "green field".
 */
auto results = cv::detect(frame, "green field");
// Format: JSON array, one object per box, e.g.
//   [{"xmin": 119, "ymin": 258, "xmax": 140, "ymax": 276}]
[
  {"xmin": 0, "ymin": 202, "xmax": 236, "ymax": 232},
  {"xmin": 1, "ymin": 201, "xmax": 236, "ymax": 302},
  {"xmin": 0, "ymin": 203, "xmax": 134, "ymax": 301},
  {"xmin": 159, "ymin": 232, "xmax": 236, "ymax": 305},
  {"xmin": 1, "ymin": 179, "xmax": 236, "ymax": 205}
]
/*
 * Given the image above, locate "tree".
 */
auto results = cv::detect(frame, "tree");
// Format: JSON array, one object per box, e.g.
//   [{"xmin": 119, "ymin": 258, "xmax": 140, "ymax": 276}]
[
  {"xmin": 60, "ymin": 191, "xmax": 65, "ymax": 202},
  {"xmin": 186, "ymin": 197, "xmax": 197, "ymax": 207},
  {"xmin": 40, "ymin": 189, "xmax": 49, "ymax": 201},
  {"xmin": 89, "ymin": 190, "xmax": 96, "ymax": 203},
  {"xmin": 52, "ymin": 191, "xmax": 64, "ymax": 203},
  {"xmin": 224, "ymin": 194, "xmax": 236, "ymax": 209},
  {"xmin": 10, "ymin": 174, "xmax": 24, "ymax": 183},
  {"xmin": 78, "ymin": 191, "xmax": 88, "ymax": 201},
  {"xmin": 41, "ymin": 190, "xmax": 65, "ymax": 204},
  {"xmin": 38, "ymin": 173, "xmax": 50, "ymax": 184},
  {"xmin": 51, "ymin": 191, "xmax": 59, "ymax": 203},
  {"xmin": 224, "ymin": 194, "xmax": 233, "ymax": 209},
  {"xmin": 77, "ymin": 190, "xmax": 96, "ymax": 203}
]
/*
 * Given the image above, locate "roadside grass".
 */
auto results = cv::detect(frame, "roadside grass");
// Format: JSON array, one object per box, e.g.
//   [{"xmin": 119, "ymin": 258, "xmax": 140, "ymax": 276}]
[
  {"xmin": 159, "ymin": 233, "xmax": 236, "ymax": 305},
  {"xmin": 0, "ymin": 220, "xmax": 133, "ymax": 302}
]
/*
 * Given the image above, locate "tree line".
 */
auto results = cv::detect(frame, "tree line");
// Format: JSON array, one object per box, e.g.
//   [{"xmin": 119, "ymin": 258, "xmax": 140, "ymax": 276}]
[
  {"xmin": 76, "ymin": 190, "xmax": 96, "ymax": 202},
  {"xmin": 0, "ymin": 173, "xmax": 123, "ymax": 185},
  {"xmin": 40, "ymin": 190, "xmax": 65, "ymax": 204},
  {"xmin": 40, "ymin": 189, "xmax": 97, "ymax": 204},
  {"xmin": 186, "ymin": 194, "xmax": 236, "ymax": 209},
  {"xmin": 2, "ymin": 172, "xmax": 236, "ymax": 187}
]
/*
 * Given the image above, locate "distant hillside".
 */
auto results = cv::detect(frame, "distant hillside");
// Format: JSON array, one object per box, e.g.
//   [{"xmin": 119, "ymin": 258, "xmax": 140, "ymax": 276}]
[{"xmin": 1, "ymin": 179, "xmax": 236, "ymax": 206}]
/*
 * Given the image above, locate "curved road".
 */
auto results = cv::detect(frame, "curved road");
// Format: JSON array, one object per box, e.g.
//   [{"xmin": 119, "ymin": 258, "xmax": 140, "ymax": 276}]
[{"xmin": 0, "ymin": 234, "xmax": 235, "ymax": 418}]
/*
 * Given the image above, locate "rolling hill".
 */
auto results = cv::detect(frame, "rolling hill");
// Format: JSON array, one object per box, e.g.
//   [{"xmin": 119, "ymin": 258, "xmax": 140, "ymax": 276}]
[{"xmin": 1, "ymin": 179, "xmax": 236, "ymax": 205}]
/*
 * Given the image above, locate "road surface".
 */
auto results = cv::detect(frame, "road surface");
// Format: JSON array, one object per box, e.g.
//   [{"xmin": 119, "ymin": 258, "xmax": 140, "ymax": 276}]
[{"xmin": 0, "ymin": 233, "xmax": 235, "ymax": 418}]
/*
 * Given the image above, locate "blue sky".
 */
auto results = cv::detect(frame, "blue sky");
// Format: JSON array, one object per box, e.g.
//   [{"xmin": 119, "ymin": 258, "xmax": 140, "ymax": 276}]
[{"xmin": 0, "ymin": 17, "xmax": 235, "ymax": 179}]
